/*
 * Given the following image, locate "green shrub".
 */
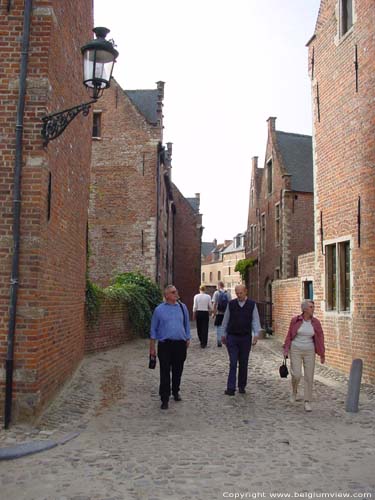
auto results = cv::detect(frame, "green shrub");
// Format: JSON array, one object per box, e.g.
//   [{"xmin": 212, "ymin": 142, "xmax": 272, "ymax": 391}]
[{"xmin": 86, "ymin": 272, "xmax": 162, "ymax": 337}]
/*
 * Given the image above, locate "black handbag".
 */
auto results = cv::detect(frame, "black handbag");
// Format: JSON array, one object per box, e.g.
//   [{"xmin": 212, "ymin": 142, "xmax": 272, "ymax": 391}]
[{"xmin": 279, "ymin": 357, "xmax": 289, "ymax": 378}]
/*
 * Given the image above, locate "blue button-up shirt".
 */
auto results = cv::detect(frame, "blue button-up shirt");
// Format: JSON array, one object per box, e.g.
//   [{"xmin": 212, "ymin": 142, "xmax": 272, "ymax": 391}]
[{"xmin": 150, "ymin": 302, "xmax": 191, "ymax": 341}]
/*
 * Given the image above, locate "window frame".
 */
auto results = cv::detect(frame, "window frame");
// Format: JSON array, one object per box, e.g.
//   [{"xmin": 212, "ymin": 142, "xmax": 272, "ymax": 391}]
[
  {"xmin": 340, "ymin": 0, "xmax": 354, "ymax": 37},
  {"xmin": 325, "ymin": 239, "xmax": 351, "ymax": 313},
  {"xmin": 275, "ymin": 202, "xmax": 280, "ymax": 246},
  {"xmin": 92, "ymin": 111, "xmax": 102, "ymax": 139}
]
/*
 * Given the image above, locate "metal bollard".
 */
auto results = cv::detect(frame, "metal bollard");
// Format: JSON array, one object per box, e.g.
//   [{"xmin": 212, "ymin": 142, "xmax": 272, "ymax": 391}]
[{"xmin": 345, "ymin": 359, "xmax": 363, "ymax": 413}]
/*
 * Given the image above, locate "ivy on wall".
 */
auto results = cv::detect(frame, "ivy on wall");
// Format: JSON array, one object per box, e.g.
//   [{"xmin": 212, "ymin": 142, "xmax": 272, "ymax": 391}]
[
  {"xmin": 86, "ymin": 272, "xmax": 163, "ymax": 337},
  {"xmin": 234, "ymin": 258, "xmax": 255, "ymax": 282}
]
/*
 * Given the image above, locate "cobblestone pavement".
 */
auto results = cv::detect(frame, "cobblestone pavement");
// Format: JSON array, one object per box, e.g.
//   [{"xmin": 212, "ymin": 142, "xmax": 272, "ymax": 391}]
[{"xmin": 1, "ymin": 323, "xmax": 374, "ymax": 500}]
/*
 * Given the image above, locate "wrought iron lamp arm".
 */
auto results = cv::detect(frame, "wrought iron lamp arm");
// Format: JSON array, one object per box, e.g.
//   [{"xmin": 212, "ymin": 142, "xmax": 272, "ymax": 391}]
[{"xmin": 41, "ymin": 99, "xmax": 97, "ymax": 146}]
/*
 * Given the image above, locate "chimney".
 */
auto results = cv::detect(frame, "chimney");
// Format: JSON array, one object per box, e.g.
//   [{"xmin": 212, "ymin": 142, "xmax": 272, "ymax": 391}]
[
  {"xmin": 156, "ymin": 81, "xmax": 165, "ymax": 100},
  {"xmin": 252, "ymin": 156, "xmax": 258, "ymax": 171},
  {"xmin": 267, "ymin": 116, "xmax": 277, "ymax": 134},
  {"xmin": 213, "ymin": 238, "xmax": 217, "ymax": 247},
  {"xmin": 156, "ymin": 81, "xmax": 165, "ymax": 128}
]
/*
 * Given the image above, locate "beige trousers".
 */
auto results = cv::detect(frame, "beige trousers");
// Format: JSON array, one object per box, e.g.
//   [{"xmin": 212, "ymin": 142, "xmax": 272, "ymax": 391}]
[{"xmin": 290, "ymin": 345, "xmax": 315, "ymax": 402}]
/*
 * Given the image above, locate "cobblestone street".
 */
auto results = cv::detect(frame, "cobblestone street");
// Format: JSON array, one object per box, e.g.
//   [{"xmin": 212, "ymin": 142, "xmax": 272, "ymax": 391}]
[{"xmin": 1, "ymin": 323, "xmax": 374, "ymax": 500}]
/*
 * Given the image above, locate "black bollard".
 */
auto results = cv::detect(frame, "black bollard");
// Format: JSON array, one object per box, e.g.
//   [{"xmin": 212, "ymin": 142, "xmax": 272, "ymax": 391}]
[{"xmin": 345, "ymin": 359, "xmax": 363, "ymax": 413}]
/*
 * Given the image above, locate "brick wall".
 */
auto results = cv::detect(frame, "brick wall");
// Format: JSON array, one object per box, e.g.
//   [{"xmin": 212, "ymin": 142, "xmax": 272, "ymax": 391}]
[
  {"xmin": 307, "ymin": 0, "xmax": 375, "ymax": 383},
  {"xmin": 89, "ymin": 79, "xmax": 163, "ymax": 287},
  {"xmin": 0, "ymin": 0, "xmax": 93, "ymax": 421},
  {"xmin": 273, "ymin": 252, "xmax": 315, "ymax": 342},
  {"xmin": 85, "ymin": 298, "xmax": 134, "ymax": 354},
  {"xmin": 172, "ymin": 185, "xmax": 202, "ymax": 317}
]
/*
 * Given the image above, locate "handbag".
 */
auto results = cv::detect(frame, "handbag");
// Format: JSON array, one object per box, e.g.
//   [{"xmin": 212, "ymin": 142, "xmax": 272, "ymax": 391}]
[{"xmin": 279, "ymin": 357, "xmax": 289, "ymax": 378}]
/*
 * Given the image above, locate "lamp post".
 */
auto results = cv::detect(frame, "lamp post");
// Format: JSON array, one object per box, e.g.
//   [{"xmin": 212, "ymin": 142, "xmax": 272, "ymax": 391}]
[{"xmin": 41, "ymin": 27, "xmax": 118, "ymax": 146}]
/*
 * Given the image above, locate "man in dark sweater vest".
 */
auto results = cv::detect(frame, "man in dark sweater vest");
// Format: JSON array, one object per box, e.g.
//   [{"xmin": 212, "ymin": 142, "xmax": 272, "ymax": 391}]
[{"xmin": 221, "ymin": 284, "xmax": 261, "ymax": 395}]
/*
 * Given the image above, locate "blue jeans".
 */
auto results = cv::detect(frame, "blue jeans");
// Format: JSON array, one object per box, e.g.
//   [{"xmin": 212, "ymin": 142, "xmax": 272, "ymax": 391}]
[{"xmin": 226, "ymin": 334, "xmax": 252, "ymax": 391}]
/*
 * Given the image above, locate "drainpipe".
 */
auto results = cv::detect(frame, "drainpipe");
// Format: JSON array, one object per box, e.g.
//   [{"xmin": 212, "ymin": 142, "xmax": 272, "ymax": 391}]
[
  {"xmin": 4, "ymin": 0, "xmax": 33, "ymax": 429},
  {"xmin": 155, "ymin": 143, "xmax": 163, "ymax": 284}
]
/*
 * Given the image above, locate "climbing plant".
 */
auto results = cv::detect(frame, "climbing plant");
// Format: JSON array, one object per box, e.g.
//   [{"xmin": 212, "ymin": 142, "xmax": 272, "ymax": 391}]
[{"xmin": 234, "ymin": 258, "xmax": 255, "ymax": 282}]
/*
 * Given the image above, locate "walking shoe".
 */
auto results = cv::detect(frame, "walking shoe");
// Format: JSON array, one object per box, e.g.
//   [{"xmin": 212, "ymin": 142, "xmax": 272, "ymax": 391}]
[
  {"xmin": 160, "ymin": 401, "xmax": 169, "ymax": 410},
  {"xmin": 173, "ymin": 393, "xmax": 182, "ymax": 402},
  {"xmin": 304, "ymin": 401, "xmax": 312, "ymax": 412},
  {"xmin": 217, "ymin": 342, "xmax": 222, "ymax": 347},
  {"xmin": 224, "ymin": 389, "xmax": 235, "ymax": 396},
  {"xmin": 238, "ymin": 387, "xmax": 246, "ymax": 394},
  {"xmin": 290, "ymin": 393, "xmax": 297, "ymax": 403}
]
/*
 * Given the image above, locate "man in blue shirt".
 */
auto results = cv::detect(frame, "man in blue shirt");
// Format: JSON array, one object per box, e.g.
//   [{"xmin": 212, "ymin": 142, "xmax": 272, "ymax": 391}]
[
  {"xmin": 150, "ymin": 285, "xmax": 191, "ymax": 410},
  {"xmin": 221, "ymin": 284, "xmax": 261, "ymax": 395}
]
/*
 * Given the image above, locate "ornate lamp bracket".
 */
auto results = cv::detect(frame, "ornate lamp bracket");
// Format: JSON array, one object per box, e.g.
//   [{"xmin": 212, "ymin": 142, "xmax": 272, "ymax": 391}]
[{"xmin": 41, "ymin": 99, "xmax": 97, "ymax": 146}]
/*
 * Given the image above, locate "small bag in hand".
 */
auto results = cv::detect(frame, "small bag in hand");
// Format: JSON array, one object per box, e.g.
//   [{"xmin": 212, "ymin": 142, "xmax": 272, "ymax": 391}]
[
  {"xmin": 279, "ymin": 357, "xmax": 289, "ymax": 378},
  {"xmin": 149, "ymin": 354, "xmax": 157, "ymax": 369}
]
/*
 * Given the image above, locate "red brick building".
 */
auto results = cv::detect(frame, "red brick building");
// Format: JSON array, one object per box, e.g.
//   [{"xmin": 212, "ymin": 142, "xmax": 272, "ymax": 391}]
[
  {"xmin": 305, "ymin": 0, "xmax": 375, "ymax": 382},
  {"xmin": 89, "ymin": 79, "xmax": 174, "ymax": 287},
  {"xmin": 88, "ymin": 79, "xmax": 202, "ymax": 306},
  {"xmin": 245, "ymin": 117, "xmax": 314, "ymax": 309},
  {"xmin": 0, "ymin": 0, "xmax": 93, "ymax": 422},
  {"xmin": 172, "ymin": 187, "xmax": 202, "ymax": 314}
]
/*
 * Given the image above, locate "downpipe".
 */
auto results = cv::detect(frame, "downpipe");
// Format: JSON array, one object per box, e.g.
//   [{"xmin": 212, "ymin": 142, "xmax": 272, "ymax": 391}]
[{"xmin": 4, "ymin": 0, "xmax": 33, "ymax": 429}]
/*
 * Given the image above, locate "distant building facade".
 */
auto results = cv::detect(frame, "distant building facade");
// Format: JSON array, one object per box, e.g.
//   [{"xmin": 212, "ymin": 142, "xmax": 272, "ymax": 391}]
[
  {"xmin": 221, "ymin": 234, "xmax": 246, "ymax": 297},
  {"xmin": 245, "ymin": 117, "xmax": 314, "ymax": 305}
]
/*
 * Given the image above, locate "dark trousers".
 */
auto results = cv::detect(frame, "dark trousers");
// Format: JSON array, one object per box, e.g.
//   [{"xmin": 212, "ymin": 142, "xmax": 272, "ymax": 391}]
[
  {"xmin": 196, "ymin": 311, "xmax": 209, "ymax": 347},
  {"xmin": 226, "ymin": 334, "xmax": 252, "ymax": 391},
  {"xmin": 157, "ymin": 340, "xmax": 187, "ymax": 402}
]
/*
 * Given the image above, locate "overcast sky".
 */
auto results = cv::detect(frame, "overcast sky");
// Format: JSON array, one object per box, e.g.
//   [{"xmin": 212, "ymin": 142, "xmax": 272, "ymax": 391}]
[{"xmin": 94, "ymin": 0, "xmax": 321, "ymax": 243}]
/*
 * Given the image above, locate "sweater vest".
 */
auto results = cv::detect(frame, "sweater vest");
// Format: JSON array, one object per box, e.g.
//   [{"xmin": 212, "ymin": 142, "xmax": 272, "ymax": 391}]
[{"xmin": 227, "ymin": 299, "xmax": 255, "ymax": 336}]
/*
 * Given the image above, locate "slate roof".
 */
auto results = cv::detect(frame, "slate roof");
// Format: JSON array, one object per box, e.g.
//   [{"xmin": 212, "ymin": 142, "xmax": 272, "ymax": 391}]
[
  {"xmin": 186, "ymin": 197, "xmax": 200, "ymax": 213},
  {"xmin": 202, "ymin": 242, "xmax": 215, "ymax": 257},
  {"xmin": 275, "ymin": 131, "xmax": 313, "ymax": 192},
  {"xmin": 125, "ymin": 89, "xmax": 159, "ymax": 125}
]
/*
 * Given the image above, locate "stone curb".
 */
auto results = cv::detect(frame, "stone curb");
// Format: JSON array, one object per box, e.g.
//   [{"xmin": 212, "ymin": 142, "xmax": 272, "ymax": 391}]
[{"xmin": 0, "ymin": 431, "xmax": 80, "ymax": 461}]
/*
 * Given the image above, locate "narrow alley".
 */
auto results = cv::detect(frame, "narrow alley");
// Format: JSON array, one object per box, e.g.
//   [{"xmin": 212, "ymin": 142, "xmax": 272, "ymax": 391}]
[{"xmin": 1, "ymin": 324, "xmax": 374, "ymax": 500}]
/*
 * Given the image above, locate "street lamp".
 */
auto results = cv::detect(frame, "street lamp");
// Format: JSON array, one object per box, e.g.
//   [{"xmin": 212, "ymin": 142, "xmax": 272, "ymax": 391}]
[{"xmin": 41, "ymin": 27, "xmax": 118, "ymax": 146}]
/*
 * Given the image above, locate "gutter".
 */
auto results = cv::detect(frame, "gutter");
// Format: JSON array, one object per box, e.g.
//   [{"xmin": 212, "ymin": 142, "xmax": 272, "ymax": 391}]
[{"xmin": 4, "ymin": 0, "xmax": 33, "ymax": 429}]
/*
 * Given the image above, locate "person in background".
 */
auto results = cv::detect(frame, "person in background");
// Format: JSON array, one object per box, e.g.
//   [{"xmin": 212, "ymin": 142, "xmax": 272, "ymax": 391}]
[
  {"xmin": 150, "ymin": 285, "xmax": 190, "ymax": 410},
  {"xmin": 283, "ymin": 300, "xmax": 325, "ymax": 412},
  {"xmin": 193, "ymin": 285, "xmax": 212, "ymax": 348},
  {"xmin": 212, "ymin": 281, "xmax": 231, "ymax": 347},
  {"xmin": 221, "ymin": 284, "xmax": 260, "ymax": 395}
]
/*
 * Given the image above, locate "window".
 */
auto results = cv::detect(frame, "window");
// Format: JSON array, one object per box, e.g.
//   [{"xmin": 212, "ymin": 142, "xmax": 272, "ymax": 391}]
[
  {"xmin": 47, "ymin": 172, "xmax": 52, "ymax": 221},
  {"xmin": 341, "ymin": 0, "xmax": 353, "ymax": 36},
  {"xmin": 304, "ymin": 281, "xmax": 313, "ymax": 300},
  {"xmin": 92, "ymin": 112, "xmax": 102, "ymax": 138},
  {"xmin": 267, "ymin": 159, "xmax": 273, "ymax": 194},
  {"xmin": 275, "ymin": 203, "xmax": 280, "ymax": 245},
  {"xmin": 209, "ymin": 272, "xmax": 213, "ymax": 283},
  {"xmin": 202, "ymin": 272, "xmax": 205, "ymax": 282},
  {"xmin": 260, "ymin": 214, "xmax": 266, "ymax": 253},
  {"xmin": 218, "ymin": 271, "xmax": 221, "ymax": 280},
  {"xmin": 325, "ymin": 241, "xmax": 350, "ymax": 311},
  {"xmin": 250, "ymin": 188, "xmax": 254, "ymax": 207},
  {"xmin": 228, "ymin": 267, "xmax": 231, "ymax": 276}
]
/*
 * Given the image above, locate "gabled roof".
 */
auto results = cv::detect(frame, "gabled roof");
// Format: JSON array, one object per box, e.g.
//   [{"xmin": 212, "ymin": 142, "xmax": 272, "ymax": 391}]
[
  {"xmin": 275, "ymin": 131, "xmax": 313, "ymax": 192},
  {"xmin": 125, "ymin": 89, "xmax": 159, "ymax": 125}
]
